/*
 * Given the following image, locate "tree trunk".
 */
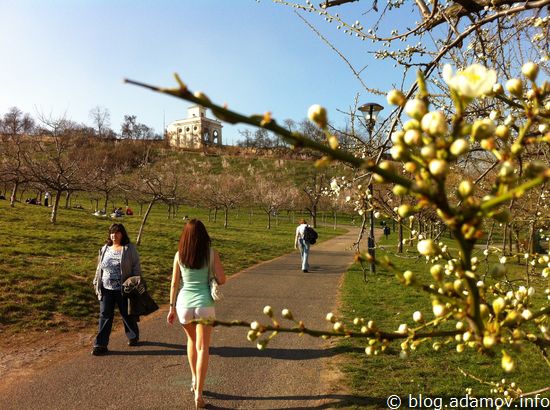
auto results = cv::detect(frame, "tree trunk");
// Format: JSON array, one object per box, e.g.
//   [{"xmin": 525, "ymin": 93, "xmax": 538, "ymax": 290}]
[
  {"xmin": 10, "ymin": 182, "xmax": 19, "ymax": 207},
  {"xmin": 136, "ymin": 199, "xmax": 156, "ymax": 246},
  {"xmin": 103, "ymin": 193, "xmax": 109, "ymax": 214},
  {"xmin": 398, "ymin": 218, "xmax": 403, "ymax": 253},
  {"xmin": 224, "ymin": 207, "xmax": 228, "ymax": 229},
  {"xmin": 50, "ymin": 190, "xmax": 62, "ymax": 224},
  {"xmin": 502, "ymin": 224, "xmax": 508, "ymax": 256},
  {"xmin": 267, "ymin": 211, "xmax": 271, "ymax": 229},
  {"xmin": 65, "ymin": 191, "xmax": 71, "ymax": 209}
]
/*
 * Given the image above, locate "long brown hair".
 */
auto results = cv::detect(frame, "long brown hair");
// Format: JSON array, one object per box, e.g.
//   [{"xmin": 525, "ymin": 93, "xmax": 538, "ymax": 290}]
[{"xmin": 178, "ymin": 219, "xmax": 211, "ymax": 269}]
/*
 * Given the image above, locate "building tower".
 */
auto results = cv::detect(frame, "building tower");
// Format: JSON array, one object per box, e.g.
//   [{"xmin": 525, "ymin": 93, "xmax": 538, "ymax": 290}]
[{"xmin": 166, "ymin": 105, "xmax": 223, "ymax": 149}]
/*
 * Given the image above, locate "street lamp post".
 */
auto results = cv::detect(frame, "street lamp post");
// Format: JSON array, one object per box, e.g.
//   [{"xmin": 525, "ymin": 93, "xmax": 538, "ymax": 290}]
[{"xmin": 358, "ymin": 102, "xmax": 384, "ymax": 273}]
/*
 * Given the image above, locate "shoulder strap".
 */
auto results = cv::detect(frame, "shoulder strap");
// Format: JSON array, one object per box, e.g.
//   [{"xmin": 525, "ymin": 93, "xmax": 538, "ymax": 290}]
[{"xmin": 208, "ymin": 248, "xmax": 215, "ymax": 280}]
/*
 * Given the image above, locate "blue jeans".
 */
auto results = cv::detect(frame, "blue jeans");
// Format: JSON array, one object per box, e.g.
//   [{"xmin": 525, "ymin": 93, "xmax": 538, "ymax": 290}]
[
  {"xmin": 298, "ymin": 238, "xmax": 310, "ymax": 271},
  {"xmin": 94, "ymin": 288, "xmax": 139, "ymax": 347}
]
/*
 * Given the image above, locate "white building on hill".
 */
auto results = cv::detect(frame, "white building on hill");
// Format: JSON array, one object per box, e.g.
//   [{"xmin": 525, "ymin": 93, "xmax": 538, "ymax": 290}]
[{"xmin": 166, "ymin": 105, "xmax": 223, "ymax": 149}]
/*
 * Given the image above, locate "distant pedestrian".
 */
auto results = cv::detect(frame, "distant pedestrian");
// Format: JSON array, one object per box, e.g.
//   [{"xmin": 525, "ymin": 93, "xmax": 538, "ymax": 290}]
[
  {"xmin": 44, "ymin": 191, "xmax": 51, "ymax": 207},
  {"xmin": 384, "ymin": 225, "xmax": 391, "ymax": 239},
  {"xmin": 294, "ymin": 218, "xmax": 311, "ymax": 272},
  {"xmin": 125, "ymin": 206, "xmax": 133, "ymax": 215},
  {"xmin": 92, "ymin": 223, "xmax": 141, "ymax": 356},
  {"xmin": 167, "ymin": 219, "xmax": 226, "ymax": 409}
]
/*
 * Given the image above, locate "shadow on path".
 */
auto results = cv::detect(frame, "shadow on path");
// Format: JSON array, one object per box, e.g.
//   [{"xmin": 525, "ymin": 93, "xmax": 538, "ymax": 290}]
[
  {"xmin": 105, "ymin": 344, "xmax": 364, "ymax": 359},
  {"xmin": 202, "ymin": 391, "xmax": 385, "ymax": 409}
]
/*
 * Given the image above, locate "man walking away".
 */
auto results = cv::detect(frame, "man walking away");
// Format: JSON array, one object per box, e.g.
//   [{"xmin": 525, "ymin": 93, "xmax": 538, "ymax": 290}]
[{"xmin": 294, "ymin": 218, "xmax": 311, "ymax": 272}]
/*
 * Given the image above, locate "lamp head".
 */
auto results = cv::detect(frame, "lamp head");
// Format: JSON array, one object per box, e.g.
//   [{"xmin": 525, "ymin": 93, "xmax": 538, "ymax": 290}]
[{"xmin": 358, "ymin": 102, "xmax": 384, "ymax": 122}]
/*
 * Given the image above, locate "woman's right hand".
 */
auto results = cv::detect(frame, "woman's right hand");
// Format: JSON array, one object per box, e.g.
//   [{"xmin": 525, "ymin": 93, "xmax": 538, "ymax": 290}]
[{"xmin": 167, "ymin": 307, "xmax": 176, "ymax": 325}]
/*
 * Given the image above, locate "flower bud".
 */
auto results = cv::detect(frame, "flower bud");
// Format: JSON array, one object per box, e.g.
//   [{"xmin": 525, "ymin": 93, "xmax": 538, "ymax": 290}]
[
  {"xmin": 492, "ymin": 297, "xmax": 506, "ymax": 315},
  {"xmin": 398, "ymin": 205, "xmax": 413, "ymax": 218},
  {"xmin": 412, "ymin": 311, "xmax": 424, "ymax": 323},
  {"xmin": 501, "ymin": 350, "xmax": 515, "ymax": 372},
  {"xmin": 397, "ymin": 323, "xmax": 409, "ymax": 334},
  {"xmin": 308, "ymin": 104, "xmax": 328, "ymax": 128},
  {"xmin": 492, "ymin": 83, "xmax": 504, "ymax": 94},
  {"xmin": 404, "ymin": 129, "xmax": 422, "ymax": 146},
  {"xmin": 333, "ymin": 321, "xmax": 344, "ymax": 332},
  {"xmin": 418, "ymin": 239, "xmax": 439, "ymax": 256},
  {"xmin": 495, "ymin": 125, "xmax": 509, "ymax": 140},
  {"xmin": 506, "ymin": 79, "xmax": 523, "ymax": 97},
  {"xmin": 365, "ymin": 345, "xmax": 375, "ymax": 356},
  {"xmin": 281, "ymin": 308, "xmax": 293, "ymax": 320},
  {"xmin": 403, "ymin": 162, "xmax": 416, "ymax": 173},
  {"xmin": 256, "ymin": 339, "xmax": 268, "ymax": 350},
  {"xmin": 499, "ymin": 161, "xmax": 514, "ymax": 178},
  {"xmin": 326, "ymin": 312, "xmax": 336, "ymax": 323},
  {"xmin": 263, "ymin": 305, "xmax": 274, "ymax": 317},
  {"xmin": 450, "ymin": 138, "xmax": 469, "ymax": 156},
  {"xmin": 430, "ymin": 264, "xmax": 443, "ymax": 281},
  {"xmin": 429, "ymin": 159, "xmax": 448, "ymax": 177},
  {"xmin": 471, "ymin": 119, "xmax": 496, "ymax": 140},
  {"xmin": 390, "ymin": 144, "xmax": 408, "ymax": 161},
  {"xmin": 193, "ymin": 91, "xmax": 211, "ymax": 103},
  {"xmin": 403, "ymin": 119, "xmax": 421, "ymax": 131},
  {"xmin": 420, "ymin": 145, "xmax": 436, "ymax": 160},
  {"xmin": 328, "ymin": 135, "xmax": 339, "ymax": 150},
  {"xmin": 403, "ymin": 270, "xmax": 415, "ymax": 285},
  {"xmin": 421, "ymin": 111, "xmax": 447, "ymax": 136},
  {"xmin": 483, "ymin": 334, "xmax": 496, "ymax": 348},
  {"xmin": 458, "ymin": 180, "xmax": 473, "ymax": 199},
  {"xmin": 404, "ymin": 99, "xmax": 427, "ymax": 120},
  {"xmin": 521, "ymin": 62, "xmax": 539, "ymax": 81},
  {"xmin": 387, "ymin": 89, "xmax": 406, "ymax": 106},
  {"xmin": 432, "ymin": 302, "xmax": 446, "ymax": 317},
  {"xmin": 526, "ymin": 89, "xmax": 537, "ymax": 100},
  {"xmin": 393, "ymin": 185, "xmax": 408, "ymax": 196},
  {"xmin": 247, "ymin": 330, "xmax": 259, "ymax": 341},
  {"xmin": 391, "ymin": 131, "xmax": 405, "ymax": 144},
  {"xmin": 521, "ymin": 309, "xmax": 533, "ymax": 320}
]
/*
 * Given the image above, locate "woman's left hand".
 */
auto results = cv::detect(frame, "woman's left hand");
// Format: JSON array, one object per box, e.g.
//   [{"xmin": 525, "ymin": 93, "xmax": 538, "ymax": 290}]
[{"xmin": 167, "ymin": 307, "xmax": 176, "ymax": 325}]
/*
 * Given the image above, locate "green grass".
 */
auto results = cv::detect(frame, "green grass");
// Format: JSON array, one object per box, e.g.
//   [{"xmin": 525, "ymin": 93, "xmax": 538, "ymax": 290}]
[
  {"xmin": 336, "ymin": 234, "xmax": 549, "ymax": 408},
  {"xmin": 0, "ymin": 199, "xmax": 345, "ymax": 335}
]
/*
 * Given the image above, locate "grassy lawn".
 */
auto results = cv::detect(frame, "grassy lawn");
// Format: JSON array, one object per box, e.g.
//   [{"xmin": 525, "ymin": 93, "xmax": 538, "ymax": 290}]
[
  {"xmin": 0, "ymin": 199, "xmax": 345, "ymax": 336},
  {"xmin": 337, "ymin": 233, "xmax": 549, "ymax": 408}
]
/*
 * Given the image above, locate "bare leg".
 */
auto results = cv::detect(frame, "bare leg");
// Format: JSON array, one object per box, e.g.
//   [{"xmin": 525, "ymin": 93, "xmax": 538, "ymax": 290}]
[
  {"xmin": 194, "ymin": 323, "xmax": 213, "ymax": 402},
  {"xmin": 182, "ymin": 324, "xmax": 197, "ymax": 389}
]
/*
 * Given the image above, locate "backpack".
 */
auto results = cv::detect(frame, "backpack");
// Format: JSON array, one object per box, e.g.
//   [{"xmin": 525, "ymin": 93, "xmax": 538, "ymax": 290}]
[{"xmin": 303, "ymin": 226, "xmax": 318, "ymax": 245}]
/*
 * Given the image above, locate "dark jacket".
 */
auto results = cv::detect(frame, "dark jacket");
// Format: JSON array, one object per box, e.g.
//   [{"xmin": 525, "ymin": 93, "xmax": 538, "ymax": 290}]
[
  {"xmin": 122, "ymin": 276, "xmax": 159, "ymax": 317},
  {"xmin": 93, "ymin": 243, "xmax": 142, "ymax": 301}
]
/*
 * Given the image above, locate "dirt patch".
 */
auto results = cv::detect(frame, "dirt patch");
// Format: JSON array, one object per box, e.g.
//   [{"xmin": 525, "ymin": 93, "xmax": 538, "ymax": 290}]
[{"xmin": 0, "ymin": 325, "xmax": 95, "ymax": 391}]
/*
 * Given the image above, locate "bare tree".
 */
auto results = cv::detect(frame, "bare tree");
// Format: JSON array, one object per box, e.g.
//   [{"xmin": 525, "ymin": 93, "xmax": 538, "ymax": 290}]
[
  {"xmin": 0, "ymin": 107, "xmax": 35, "ymax": 206},
  {"xmin": 24, "ymin": 115, "xmax": 88, "ymax": 223},
  {"xmin": 89, "ymin": 106, "xmax": 112, "ymax": 139}
]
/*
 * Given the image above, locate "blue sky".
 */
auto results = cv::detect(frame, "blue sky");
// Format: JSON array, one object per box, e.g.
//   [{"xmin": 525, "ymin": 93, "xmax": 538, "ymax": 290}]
[{"xmin": 0, "ymin": 0, "xmax": 419, "ymax": 145}]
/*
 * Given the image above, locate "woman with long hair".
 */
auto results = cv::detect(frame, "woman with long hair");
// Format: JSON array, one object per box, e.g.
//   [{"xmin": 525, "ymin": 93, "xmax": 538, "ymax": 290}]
[{"xmin": 167, "ymin": 219, "xmax": 226, "ymax": 409}]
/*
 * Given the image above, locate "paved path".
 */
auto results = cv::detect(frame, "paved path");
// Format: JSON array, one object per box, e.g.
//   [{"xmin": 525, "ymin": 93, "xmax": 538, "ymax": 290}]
[{"xmin": 1, "ymin": 228, "xmax": 362, "ymax": 410}]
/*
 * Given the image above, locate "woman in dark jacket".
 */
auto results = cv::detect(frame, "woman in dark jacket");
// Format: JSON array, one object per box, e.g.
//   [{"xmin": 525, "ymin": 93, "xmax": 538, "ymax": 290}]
[{"xmin": 92, "ymin": 223, "xmax": 141, "ymax": 356}]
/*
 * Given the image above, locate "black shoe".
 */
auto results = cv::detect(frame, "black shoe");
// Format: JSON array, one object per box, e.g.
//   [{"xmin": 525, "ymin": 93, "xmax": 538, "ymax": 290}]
[
  {"xmin": 302, "ymin": 269, "xmax": 308, "ymax": 272},
  {"xmin": 128, "ymin": 338, "xmax": 139, "ymax": 346},
  {"xmin": 91, "ymin": 346, "xmax": 108, "ymax": 356}
]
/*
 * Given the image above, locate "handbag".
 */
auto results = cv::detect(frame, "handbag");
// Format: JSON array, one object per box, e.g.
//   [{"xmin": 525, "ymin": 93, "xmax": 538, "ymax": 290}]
[{"xmin": 208, "ymin": 248, "xmax": 223, "ymax": 301}]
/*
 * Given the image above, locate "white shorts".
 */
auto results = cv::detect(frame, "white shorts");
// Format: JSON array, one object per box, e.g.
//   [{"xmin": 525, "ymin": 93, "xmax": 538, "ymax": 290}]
[{"xmin": 176, "ymin": 306, "xmax": 216, "ymax": 325}]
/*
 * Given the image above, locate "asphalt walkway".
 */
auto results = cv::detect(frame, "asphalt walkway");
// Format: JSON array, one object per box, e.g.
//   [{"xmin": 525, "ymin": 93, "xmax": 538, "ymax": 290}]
[{"xmin": 1, "ymin": 228, "xmax": 362, "ymax": 410}]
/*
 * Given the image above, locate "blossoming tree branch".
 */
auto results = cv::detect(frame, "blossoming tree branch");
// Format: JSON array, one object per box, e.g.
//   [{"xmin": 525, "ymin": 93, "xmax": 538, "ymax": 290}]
[{"xmin": 127, "ymin": 60, "xmax": 549, "ymax": 386}]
